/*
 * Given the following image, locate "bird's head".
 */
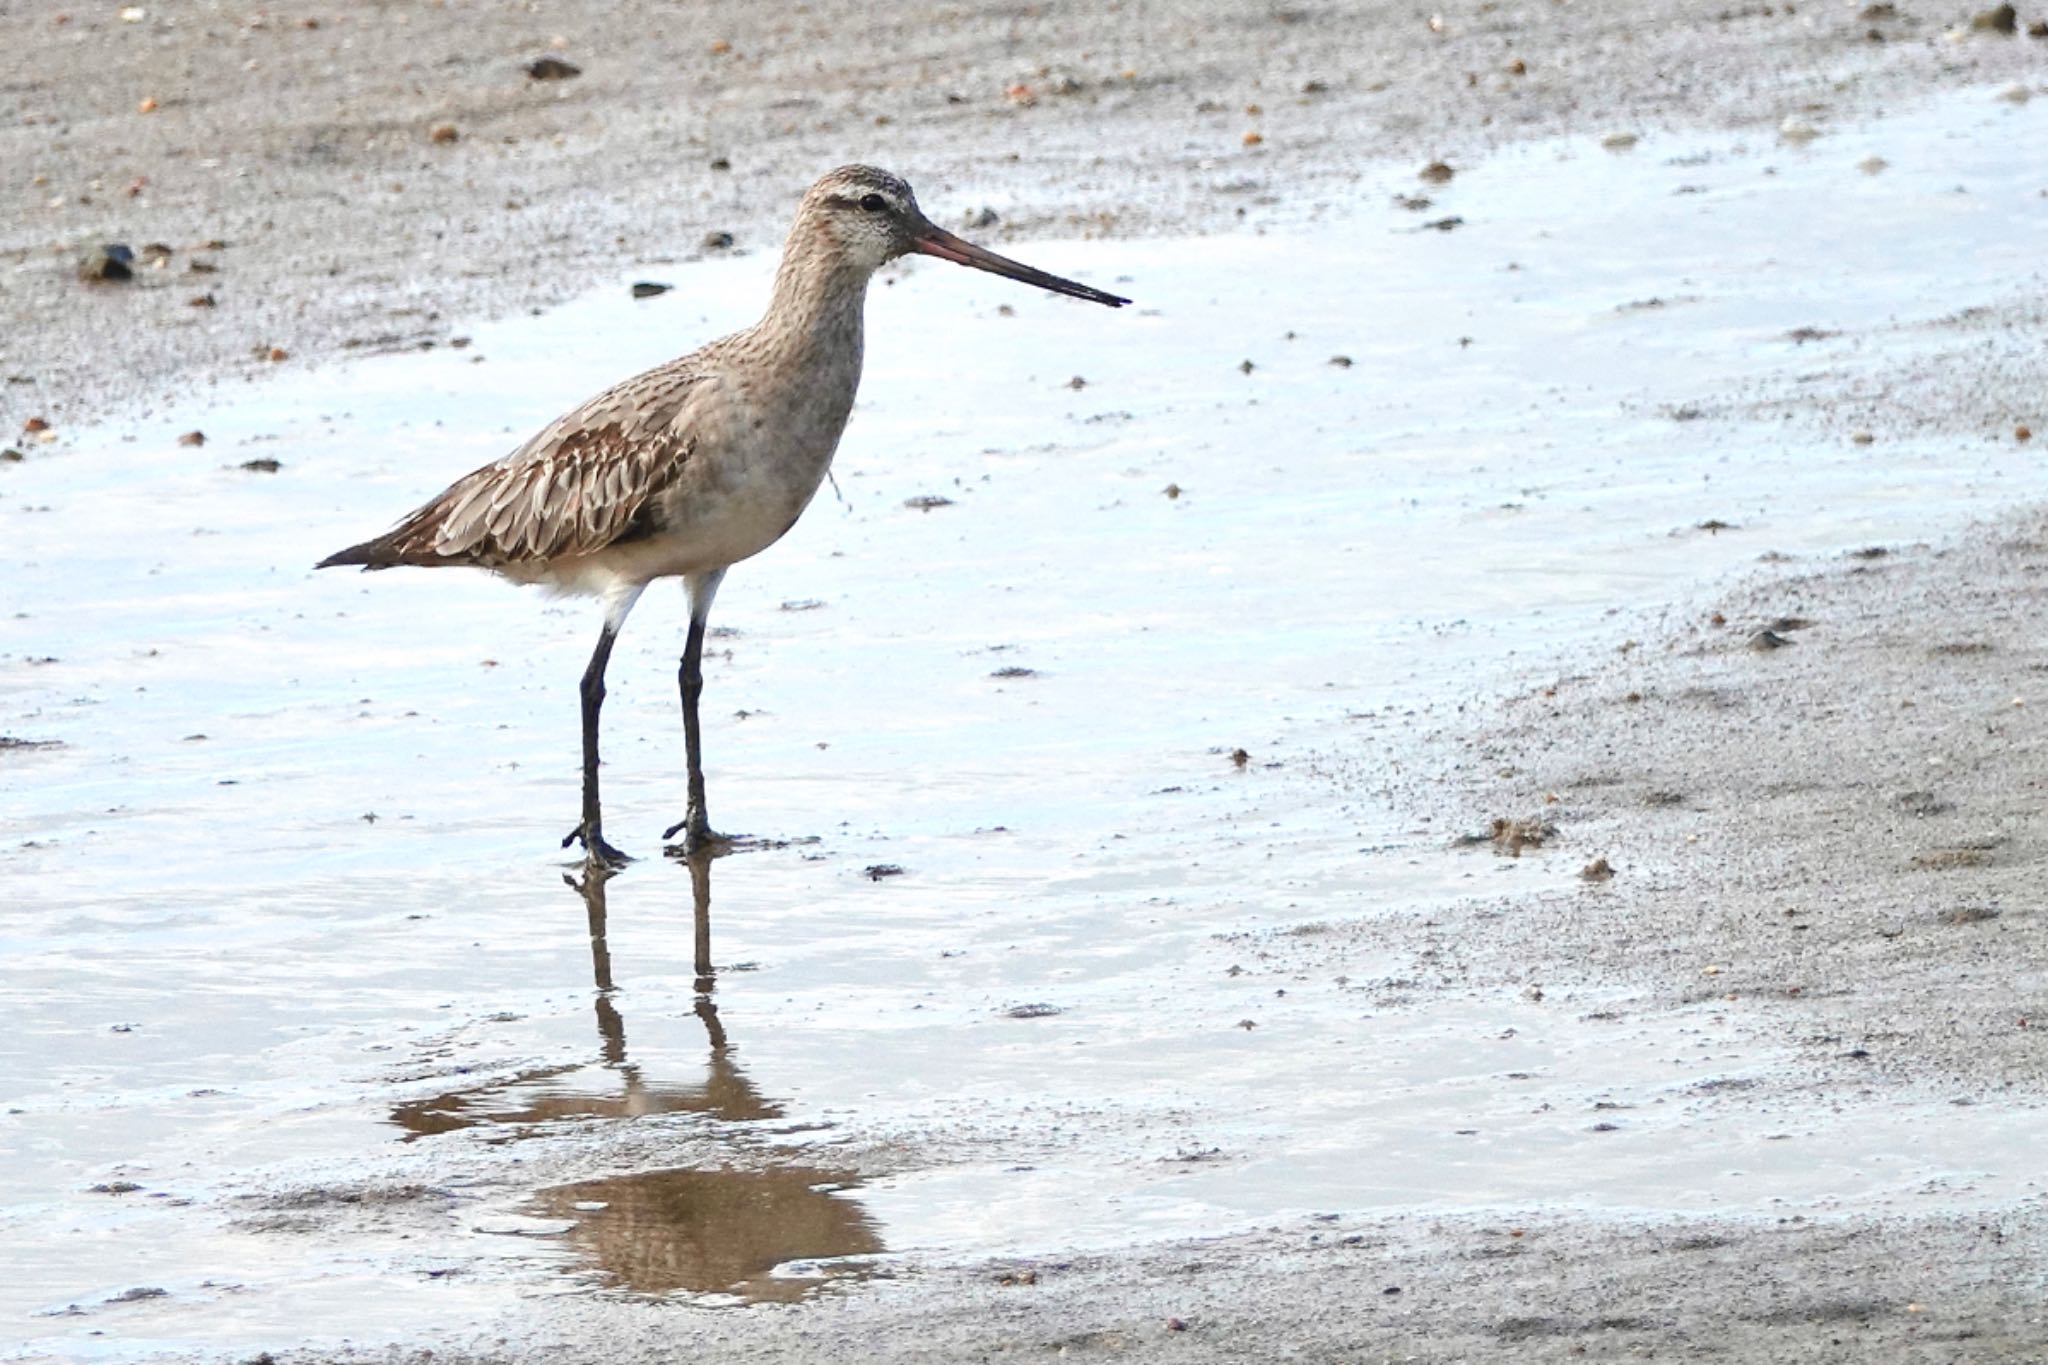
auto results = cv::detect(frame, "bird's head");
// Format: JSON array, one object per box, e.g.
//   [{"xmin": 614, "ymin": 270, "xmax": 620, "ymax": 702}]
[
  {"xmin": 798, "ymin": 165, "xmax": 926, "ymax": 272},
  {"xmin": 793, "ymin": 164, "xmax": 1128, "ymax": 307}
]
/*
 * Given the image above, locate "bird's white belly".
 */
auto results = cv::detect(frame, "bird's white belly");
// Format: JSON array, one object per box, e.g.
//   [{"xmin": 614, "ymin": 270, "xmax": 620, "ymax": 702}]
[{"xmin": 512, "ymin": 457, "xmax": 828, "ymax": 598}]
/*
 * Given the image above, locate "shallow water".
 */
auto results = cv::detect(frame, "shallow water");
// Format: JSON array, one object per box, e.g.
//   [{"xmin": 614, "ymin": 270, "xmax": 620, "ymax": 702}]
[{"xmin": 4, "ymin": 87, "xmax": 2044, "ymax": 1357}]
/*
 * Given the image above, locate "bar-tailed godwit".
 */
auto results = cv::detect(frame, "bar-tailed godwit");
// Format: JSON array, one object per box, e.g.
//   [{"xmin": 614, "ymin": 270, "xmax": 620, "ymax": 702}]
[{"xmin": 318, "ymin": 166, "xmax": 1128, "ymax": 867}]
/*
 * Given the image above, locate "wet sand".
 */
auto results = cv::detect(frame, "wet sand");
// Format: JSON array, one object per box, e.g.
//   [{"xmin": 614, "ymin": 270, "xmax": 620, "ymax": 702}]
[
  {"xmin": 6, "ymin": 3, "xmax": 2048, "ymax": 1363},
  {"xmin": 4, "ymin": 0, "xmax": 2045, "ymax": 425},
  {"xmin": 233, "ymin": 509, "xmax": 2048, "ymax": 1365}
]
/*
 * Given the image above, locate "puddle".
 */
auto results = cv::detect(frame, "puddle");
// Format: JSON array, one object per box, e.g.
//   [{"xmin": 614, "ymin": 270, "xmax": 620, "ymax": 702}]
[
  {"xmin": 531, "ymin": 1166, "xmax": 881, "ymax": 1303},
  {"xmin": 4, "ymin": 87, "xmax": 2047, "ymax": 1357}
]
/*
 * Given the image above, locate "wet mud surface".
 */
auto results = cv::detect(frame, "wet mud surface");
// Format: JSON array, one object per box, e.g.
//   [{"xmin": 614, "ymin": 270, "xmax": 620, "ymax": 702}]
[
  {"xmin": 5, "ymin": 15, "xmax": 2048, "ymax": 1365},
  {"xmin": 5, "ymin": 0, "xmax": 2047, "ymax": 428}
]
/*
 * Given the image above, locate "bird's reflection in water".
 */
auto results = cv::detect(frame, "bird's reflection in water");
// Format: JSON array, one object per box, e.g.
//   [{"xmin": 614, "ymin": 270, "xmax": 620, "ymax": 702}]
[
  {"xmin": 389, "ymin": 854, "xmax": 776, "ymax": 1135},
  {"xmin": 394, "ymin": 852, "xmax": 883, "ymax": 1302}
]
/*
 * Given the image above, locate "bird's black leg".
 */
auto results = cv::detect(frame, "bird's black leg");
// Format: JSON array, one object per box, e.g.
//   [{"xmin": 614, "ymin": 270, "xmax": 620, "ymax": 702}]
[
  {"xmin": 563, "ymin": 587, "xmax": 644, "ymax": 868},
  {"xmin": 664, "ymin": 569, "xmax": 733, "ymax": 853}
]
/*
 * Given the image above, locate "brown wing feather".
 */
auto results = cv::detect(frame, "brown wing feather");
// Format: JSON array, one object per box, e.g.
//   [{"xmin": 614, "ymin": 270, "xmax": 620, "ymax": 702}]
[{"xmin": 329, "ymin": 364, "xmax": 711, "ymax": 569}]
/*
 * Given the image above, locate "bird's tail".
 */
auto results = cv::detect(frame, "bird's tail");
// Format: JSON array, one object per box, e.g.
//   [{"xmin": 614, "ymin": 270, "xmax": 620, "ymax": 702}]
[
  {"xmin": 315, "ymin": 543, "xmax": 370, "ymax": 570},
  {"xmin": 314, "ymin": 533, "xmax": 409, "ymax": 570}
]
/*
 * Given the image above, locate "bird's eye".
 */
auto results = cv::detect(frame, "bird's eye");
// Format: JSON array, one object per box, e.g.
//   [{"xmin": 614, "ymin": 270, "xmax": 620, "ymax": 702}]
[{"xmin": 859, "ymin": 193, "xmax": 888, "ymax": 212}]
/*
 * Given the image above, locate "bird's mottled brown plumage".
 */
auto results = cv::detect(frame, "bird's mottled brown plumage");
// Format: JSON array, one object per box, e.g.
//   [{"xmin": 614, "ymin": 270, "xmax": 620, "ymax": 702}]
[
  {"xmin": 316, "ymin": 167, "xmax": 924, "ymax": 585},
  {"xmin": 324, "ymin": 366, "xmax": 711, "ymax": 569},
  {"xmin": 314, "ymin": 164, "xmax": 1127, "ymax": 866}
]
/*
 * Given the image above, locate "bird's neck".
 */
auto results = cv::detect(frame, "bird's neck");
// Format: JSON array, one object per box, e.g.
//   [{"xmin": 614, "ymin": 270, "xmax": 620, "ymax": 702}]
[{"xmin": 759, "ymin": 237, "xmax": 871, "ymax": 367}]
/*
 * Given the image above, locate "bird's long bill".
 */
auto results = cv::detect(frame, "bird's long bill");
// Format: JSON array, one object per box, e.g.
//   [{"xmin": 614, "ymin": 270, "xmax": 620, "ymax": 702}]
[{"xmin": 911, "ymin": 225, "xmax": 1129, "ymax": 308}]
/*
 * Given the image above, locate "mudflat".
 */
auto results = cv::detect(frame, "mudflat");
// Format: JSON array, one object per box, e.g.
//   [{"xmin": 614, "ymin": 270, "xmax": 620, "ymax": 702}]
[
  {"xmin": 4, "ymin": 3, "xmax": 2046, "ymax": 1363},
  {"xmin": 4, "ymin": 0, "xmax": 2042, "ymax": 420}
]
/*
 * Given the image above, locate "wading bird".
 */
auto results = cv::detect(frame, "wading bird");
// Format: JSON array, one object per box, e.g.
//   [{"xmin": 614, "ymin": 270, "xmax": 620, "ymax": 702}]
[{"xmin": 318, "ymin": 166, "xmax": 1128, "ymax": 867}]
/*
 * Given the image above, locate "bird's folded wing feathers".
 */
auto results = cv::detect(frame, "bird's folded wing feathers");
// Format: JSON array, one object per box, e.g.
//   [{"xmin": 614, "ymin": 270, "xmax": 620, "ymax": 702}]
[{"xmin": 399, "ymin": 369, "xmax": 713, "ymax": 565}]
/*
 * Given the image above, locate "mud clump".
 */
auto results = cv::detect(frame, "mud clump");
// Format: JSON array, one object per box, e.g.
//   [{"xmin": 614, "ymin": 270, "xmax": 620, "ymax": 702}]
[
  {"xmin": 1969, "ymin": 3, "xmax": 2016, "ymax": 33},
  {"xmin": 1474, "ymin": 817, "xmax": 1557, "ymax": 856},
  {"xmin": 1910, "ymin": 846, "xmax": 1995, "ymax": 870}
]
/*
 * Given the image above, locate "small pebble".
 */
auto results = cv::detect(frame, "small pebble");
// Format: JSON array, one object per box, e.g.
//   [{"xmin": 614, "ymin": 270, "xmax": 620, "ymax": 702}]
[
  {"xmin": 1970, "ymin": 3, "xmax": 2016, "ymax": 32},
  {"xmin": 78, "ymin": 244, "xmax": 135, "ymax": 282}
]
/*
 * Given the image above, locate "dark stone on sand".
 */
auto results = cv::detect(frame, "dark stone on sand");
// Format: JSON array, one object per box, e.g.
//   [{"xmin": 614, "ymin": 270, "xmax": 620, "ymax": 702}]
[
  {"xmin": 1970, "ymin": 3, "xmax": 2016, "ymax": 32},
  {"xmin": 79, "ymin": 244, "xmax": 135, "ymax": 282}
]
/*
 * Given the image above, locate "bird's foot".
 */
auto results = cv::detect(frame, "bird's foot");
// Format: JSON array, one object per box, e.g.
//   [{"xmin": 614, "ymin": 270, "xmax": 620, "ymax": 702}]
[
  {"xmin": 662, "ymin": 812, "xmax": 739, "ymax": 858},
  {"xmin": 563, "ymin": 820, "xmax": 634, "ymax": 870}
]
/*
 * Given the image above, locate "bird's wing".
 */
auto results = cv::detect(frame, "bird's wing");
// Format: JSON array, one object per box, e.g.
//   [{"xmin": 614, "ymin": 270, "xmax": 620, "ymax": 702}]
[{"xmin": 384, "ymin": 364, "xmax": 715, "ymax": 566}]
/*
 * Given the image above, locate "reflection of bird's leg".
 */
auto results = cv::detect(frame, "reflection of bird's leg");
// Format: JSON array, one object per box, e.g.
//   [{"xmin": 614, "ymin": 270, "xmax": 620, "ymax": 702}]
[
  {"xmin": 688, "ymin": 849, "xmax": 716, "ymax": 989},
  {"xmin": 566, "ymin": 867, "xmax": 627, "ymax": 1065},
  {"xmin": 678, "ymin": 849, "xmax": 783, "ymax": 1122},
  {"xmin": 684, "ymin": 847, "xmax": 728, "ymax": 1049}
]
